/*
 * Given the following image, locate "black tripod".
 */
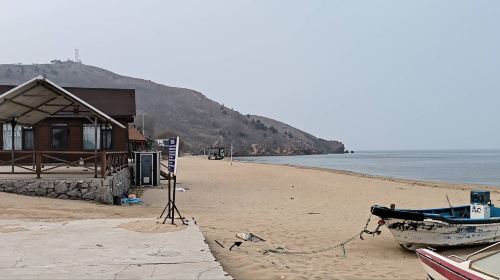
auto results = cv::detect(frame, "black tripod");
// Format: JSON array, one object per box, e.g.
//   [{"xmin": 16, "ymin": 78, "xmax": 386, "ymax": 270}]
[{"xmin": 158, "ymin": 173, "xmax": 186, "ymax": 225}]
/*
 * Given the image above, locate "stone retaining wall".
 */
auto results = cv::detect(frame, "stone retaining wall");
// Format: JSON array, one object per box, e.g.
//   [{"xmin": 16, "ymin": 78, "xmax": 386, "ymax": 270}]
[{"xmin": 0, "ymin": 167, "xmax": 131, "ymax": 204}]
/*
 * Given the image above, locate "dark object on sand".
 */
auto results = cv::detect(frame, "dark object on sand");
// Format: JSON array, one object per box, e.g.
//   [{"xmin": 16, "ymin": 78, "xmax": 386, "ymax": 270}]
[
  {"xmin": 229, "ymin": 241, "xmax": 242, "ymax": 251},
  {"xmin": 215, "ymin": 240, "xmax": 225, "ymax": 248}
]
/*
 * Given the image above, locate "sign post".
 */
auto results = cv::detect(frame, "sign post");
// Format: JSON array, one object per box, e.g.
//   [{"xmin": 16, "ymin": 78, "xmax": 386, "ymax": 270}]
[
  {"xmin": 161, "ymin": 137, "xmax": 185, "ymax": 225},
  {"xmin": 167, "ymin": 137, "xmax": 179, "ymax": 174}
]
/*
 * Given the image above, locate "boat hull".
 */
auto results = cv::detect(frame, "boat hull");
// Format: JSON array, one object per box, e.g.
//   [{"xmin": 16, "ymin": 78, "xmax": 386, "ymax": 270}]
[
  {"xmin": 415, "ymin": 249, "xmax": 487, "ymax": 280},
  {"xmin": 385, "ymin": 218, "xmax": 500, "ymax": 250}
]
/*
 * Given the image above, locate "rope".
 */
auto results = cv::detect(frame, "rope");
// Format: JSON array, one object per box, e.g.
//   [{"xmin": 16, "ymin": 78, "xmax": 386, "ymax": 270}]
[{"xmin": 262, "ymin": 213, "xmax": 384, "ymax": 256}]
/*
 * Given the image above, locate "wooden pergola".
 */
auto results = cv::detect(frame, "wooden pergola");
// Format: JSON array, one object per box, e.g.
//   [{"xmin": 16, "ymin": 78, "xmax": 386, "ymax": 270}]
[{"xmin": 0, "ymin": 76, "xmax": 126, "ymax": 178}]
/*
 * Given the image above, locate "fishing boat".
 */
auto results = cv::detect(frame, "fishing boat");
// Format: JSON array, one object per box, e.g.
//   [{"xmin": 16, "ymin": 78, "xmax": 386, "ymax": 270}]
[
  {"xmin": 371, "ymin": 191, "xmax": 500, "ymax": 250},
  {"xmin": 416, "ymin": 242, "xmax": 500, "ymax": 279}
]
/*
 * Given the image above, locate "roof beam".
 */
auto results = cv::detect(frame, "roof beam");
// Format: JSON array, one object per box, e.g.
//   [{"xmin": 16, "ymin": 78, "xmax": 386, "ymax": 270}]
[{"xmin": 3, "ymin": 98, "xmax": 54, "ymax": 115}]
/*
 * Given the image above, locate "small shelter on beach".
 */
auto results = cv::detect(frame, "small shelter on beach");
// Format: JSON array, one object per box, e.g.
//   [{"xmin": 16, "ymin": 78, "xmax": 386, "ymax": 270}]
[
  {"xmin": 206, "ymin": 147, "xmax": 225, "ymax": 160},
  {"xmin": 128, "ymin": 127, "xmax": 148, "ymax": 153},
  {"xmin": 0, "ymin": 76, "xmax": 135, "ymax": 178}
]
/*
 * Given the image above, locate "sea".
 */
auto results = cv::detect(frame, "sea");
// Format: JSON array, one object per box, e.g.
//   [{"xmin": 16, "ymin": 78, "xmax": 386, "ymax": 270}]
[{"xmin": 237, "ymin": 150, "xmax": 500, "ymax": 187}]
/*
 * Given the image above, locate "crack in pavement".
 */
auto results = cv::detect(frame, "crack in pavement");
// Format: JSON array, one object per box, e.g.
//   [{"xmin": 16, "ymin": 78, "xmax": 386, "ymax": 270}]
[
  {"xmin": 148, "ymin": 266, "xmax": 157, "ymax": 279},
  {"xmin": 196, "ymin": 265, "xmax": 220, "ymax": 280},
  {"xmin": 113, "ymin": 265, "xmax": 129, "ymax": 280},
  {"xmin": 11, "ymin": 256, "xmax": 23, "ymax": 268},
  {"xmin": 3, "ymin": 260, "xmax": 215, "ymax": 269}
]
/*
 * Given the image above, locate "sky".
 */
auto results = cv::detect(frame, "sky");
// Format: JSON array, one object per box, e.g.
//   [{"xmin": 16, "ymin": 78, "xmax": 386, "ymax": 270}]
[{"xmin": 0, "ymin": 0, "xmax": 499, "ymax": 150}]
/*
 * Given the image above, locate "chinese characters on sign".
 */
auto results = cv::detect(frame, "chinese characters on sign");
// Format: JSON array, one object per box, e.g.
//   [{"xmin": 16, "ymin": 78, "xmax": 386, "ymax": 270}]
[{"xmin": 167, "ymin": 137, "xmax": 179, "ymax": 174}]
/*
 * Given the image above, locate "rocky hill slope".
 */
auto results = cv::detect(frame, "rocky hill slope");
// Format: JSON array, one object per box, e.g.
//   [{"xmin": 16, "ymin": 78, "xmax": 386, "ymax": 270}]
[{"xmin": 0, "ymin": 61, "xmax": 344, "ymax": 156}]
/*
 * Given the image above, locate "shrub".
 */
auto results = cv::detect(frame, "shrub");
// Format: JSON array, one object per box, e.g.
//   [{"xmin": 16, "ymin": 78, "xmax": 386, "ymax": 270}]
[{"xmin": 253, "ymin": 119, "xmax": 268, "ymax": 131}]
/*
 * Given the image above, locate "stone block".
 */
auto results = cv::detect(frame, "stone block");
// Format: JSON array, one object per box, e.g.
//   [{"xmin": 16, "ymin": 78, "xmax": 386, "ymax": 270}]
[
  {"xmin": 40, "ymin": 181, "xmax": 51, "ymax": 189},
  {"xmin": 82, "ymin": 191, "xmax": 95, "ymax": 200},
  {"xmin": 14, "ymin": 181, "xmax": 27, "ymax": 189},
  {"xmin": 101, "ymin": 192, "xmax": 113, "ymax": 204},
  {"xmin": 16, "ymin": 187, "xmax": 26, "ymax": 194},
  {"xmin": 57, "ymin": 194, "xmax": 69, "ymax": 199},
  {"xmin": 67, "ymin": 189, "xmax": 79, "ymax": 197},
  {"xmin": 47, "ymin": 192, "xmax": 59, "ymax": 198},
  {"xmin": 35, "ymin": 188, "xmax": 47, "ymax": 196},
  {"xmin": 54, "ymin": 182, "xmax": 68, "ymax": 194},
  {"xmin": 90, "ymin": 181, "xmax": 101, "ymax": 188},
  {"xmin": 27, "ymin": 182, "xmax": 40, "ymax": 191}
]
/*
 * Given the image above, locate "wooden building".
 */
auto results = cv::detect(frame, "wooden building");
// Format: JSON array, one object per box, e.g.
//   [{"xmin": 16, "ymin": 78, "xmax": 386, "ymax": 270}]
[
  {"xmin": 128, "ymin": 127, "xmax": 148, "ymax": 152},
  {"xmin": 0, "ymin": 76, "xmax": 136, "ymax": 178}
]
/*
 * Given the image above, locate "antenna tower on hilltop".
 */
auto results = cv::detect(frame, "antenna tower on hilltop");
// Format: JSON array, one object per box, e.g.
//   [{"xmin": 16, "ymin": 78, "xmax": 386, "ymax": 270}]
[{"xmin": 74, "ymin": 49, "xmax": 81, "ymax": 63}]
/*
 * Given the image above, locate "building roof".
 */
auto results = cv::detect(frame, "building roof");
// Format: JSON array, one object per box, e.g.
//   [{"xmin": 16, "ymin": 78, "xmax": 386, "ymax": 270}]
[
  {"xmin": 128, "ymin": 127, "xmax": 147, "ymax": 142},
  {"xmin": 0, "ymin": 85, "xmax": 135, "ymax": 118},
  {"xmin": 0, "ymin": 76, "xmax": 125, "ymax": 128}
]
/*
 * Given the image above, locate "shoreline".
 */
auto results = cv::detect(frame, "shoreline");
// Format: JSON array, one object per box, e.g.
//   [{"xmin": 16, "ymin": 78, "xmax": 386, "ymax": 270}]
[{"xmin": 234, "ymin": 158, "xmax": 500, "ymax": 194}]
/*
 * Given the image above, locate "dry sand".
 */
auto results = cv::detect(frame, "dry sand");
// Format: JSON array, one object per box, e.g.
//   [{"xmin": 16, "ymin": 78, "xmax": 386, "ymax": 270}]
[
  {"xmin": 172, "ymin": 157, "xmax": 500, "ymax": 280},
  {"xmin": 2, "ymin": 156, "xmax": 499, "ymax": 279},
  {"xmin": 0, "ymin": 189, "xmax": 161, "ymax": 221}
]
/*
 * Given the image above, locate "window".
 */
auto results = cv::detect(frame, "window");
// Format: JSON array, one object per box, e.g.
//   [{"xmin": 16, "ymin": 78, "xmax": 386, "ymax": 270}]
[
  {"xmin": 2, "ymin": 125, "xmax": 21, "ymax": 150},
  {"xmin": 51, "ymin": 124, "xmax": 68, "ymax": 150},
  {"xmin": 101, "ymin": 125, "xmax": 112, "ymax": 150},
  {"xmin": 83, "ymin": 124, "xmax": 112, "ymax": 150},
  {"xmin": 22, "ymin": 127, "xmax": 34, "ymax": 150},
  {"xmin": 83, "ymin": 124, "xmax": 100, "ymax": 150}
]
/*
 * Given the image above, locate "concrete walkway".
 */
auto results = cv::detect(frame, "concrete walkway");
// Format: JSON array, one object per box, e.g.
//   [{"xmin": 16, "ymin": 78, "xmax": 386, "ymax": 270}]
[{"xmin": 0, "ymin": 218, "xmax": 231, "ymax": 279}]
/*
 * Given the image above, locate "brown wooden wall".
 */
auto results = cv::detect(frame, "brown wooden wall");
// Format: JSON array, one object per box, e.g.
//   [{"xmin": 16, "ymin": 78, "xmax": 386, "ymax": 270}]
[{"xmin": 0, "ymin": 117, "xmax": 129, "ymax": 162}]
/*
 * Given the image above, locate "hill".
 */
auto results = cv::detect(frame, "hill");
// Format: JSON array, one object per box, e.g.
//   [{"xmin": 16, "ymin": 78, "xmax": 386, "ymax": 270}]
[{"xmin": 0, "ymin": 61, "xmax": 345, "ymax": 156}]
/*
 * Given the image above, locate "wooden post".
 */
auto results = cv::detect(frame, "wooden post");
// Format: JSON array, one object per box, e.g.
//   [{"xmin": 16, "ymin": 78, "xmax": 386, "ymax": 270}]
[
  {"xmin": 94, "ymin": 116, "xmax": 98, "ymax": 178},
  {"xmin": 10, "ymin": 119, "xmax": 15, "ymax": 173},
  {"xmin": 36, "ymin": 152, "xmax": 41, "ymax": 179},
  {"xmin": 100, "ymin": 152, "xmax": 106, "ymax": 178},
  {"xmin": 32, "ymin": 126, "xmax": 36, "ymax": 169}
]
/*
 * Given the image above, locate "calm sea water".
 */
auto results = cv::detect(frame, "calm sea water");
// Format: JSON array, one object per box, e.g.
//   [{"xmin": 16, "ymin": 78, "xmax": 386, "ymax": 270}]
[{"xmin": 237, "ymin": 150, "xmax": 500, "ymax": 186}]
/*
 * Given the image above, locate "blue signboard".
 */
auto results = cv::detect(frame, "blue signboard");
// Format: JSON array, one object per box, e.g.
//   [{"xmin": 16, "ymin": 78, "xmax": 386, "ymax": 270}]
[{"xmin": 167, "ymin": 137, "xmax": 179, "ymax": 174}]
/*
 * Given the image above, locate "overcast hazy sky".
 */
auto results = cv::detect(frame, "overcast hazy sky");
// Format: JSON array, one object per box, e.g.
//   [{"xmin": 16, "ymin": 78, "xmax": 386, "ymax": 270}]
[{"xmin": 1, "ymin": 1, "xmax": 499, "ymax": 150}]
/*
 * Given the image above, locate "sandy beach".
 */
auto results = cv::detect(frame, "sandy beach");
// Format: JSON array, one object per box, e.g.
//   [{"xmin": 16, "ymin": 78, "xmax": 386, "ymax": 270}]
[
  {"xmin": 173, "ymin": 157, "xmax": 499, "ymax": 279},
  {"xmin": 2, "ymin": 156, "xmax": 499, "ymax": 279}
]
